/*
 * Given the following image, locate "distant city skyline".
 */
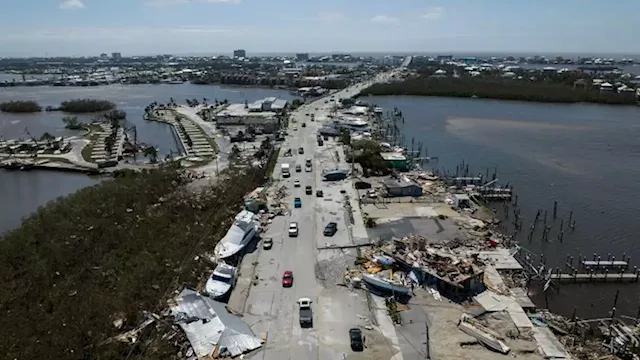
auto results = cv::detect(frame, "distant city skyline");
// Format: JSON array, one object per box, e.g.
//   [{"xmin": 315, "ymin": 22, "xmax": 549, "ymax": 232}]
[{"xmin": 0, "ymin": 0, "xmax": 638, "ymax": 57}]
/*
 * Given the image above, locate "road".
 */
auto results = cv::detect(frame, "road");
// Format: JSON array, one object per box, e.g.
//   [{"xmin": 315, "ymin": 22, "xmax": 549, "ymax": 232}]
[{"xmin": 230, "ymin": 70, "xmax": 406, "ymax": 360}]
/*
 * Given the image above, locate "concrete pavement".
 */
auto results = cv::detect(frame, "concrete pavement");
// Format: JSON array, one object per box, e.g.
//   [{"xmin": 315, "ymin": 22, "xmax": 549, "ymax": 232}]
[{"xmin": 229, "ymin": 72, "xmax": 406, "ymax": 360}]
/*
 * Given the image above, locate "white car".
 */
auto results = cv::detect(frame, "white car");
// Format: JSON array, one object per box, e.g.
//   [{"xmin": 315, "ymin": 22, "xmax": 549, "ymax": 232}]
[
  {"xmin": 288, "ymin": 222, "xmax": 299, "ymax": 237},
  {"xmin": 305, "ymin": 166, "xmax": 312, "ymax": 172},
  {"xmin": 294, "ymin": 178, "xmax": 301, "ymax": 187}
]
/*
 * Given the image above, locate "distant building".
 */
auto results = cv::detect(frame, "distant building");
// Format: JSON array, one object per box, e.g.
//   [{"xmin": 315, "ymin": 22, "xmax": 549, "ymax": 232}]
[
  {"xmin": 380, "ymin": 152, "xmax": 408, "ymax": 171},
  {"xmin": 111, "ymin": 52, "xmax": 122, "ymax": 60},
  {"xmin": 233, "ymin": 49, "xmax": 246, "ymax": 58},
  {"xmin": 296, "ymin": 53, "xmax": 309, "ymax": 61},
  {"xmin": 383, "ymin": 178, "xmax": 423, "ymax": 197},
  {"xmin": 100, "ymin": 53, "xmax": 108, "ymax": 58}
]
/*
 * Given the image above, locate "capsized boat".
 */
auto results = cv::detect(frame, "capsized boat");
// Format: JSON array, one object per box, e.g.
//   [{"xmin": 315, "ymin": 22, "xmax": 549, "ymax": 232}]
[
  {"xmin": 362, "ymin": 273, "xmax": 411, "ymax": 296},
  {"xmin": 214, "ymin": 210, "xmax": 259, "ymax": 260},
  {"xmin": 204, "ymin": 262, "xmax": 237, "ymax": 299}
]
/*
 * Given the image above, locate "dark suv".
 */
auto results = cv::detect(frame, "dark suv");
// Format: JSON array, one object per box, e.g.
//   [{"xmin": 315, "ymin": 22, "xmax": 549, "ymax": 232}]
[
  {"xmin": 305, "ymin": 186, "xmax": 312, "ymax": 195},
  {"xmin": 349, "ymin": 328, "xmax": 364, "ymax": 351},
  {"xmin": 323, "ymin": 222, "xmax": 337, "ymax": 236}
]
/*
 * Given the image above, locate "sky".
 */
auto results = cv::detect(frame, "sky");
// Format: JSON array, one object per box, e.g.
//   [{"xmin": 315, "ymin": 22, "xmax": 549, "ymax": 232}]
[{"xmin": 0, "ymin": 0, "xmax": 638, "ymax": 57}]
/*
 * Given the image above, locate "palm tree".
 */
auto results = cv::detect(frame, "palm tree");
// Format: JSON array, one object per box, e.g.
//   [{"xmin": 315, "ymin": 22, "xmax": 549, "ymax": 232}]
[{"xmin": 143, "ymin": 146, "xmax": 158, "ymax": 163}]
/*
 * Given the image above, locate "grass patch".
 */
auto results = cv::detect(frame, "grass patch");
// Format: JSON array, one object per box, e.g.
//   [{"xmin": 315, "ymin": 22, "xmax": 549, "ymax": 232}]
[{"xmin": 0, "ymin": 165, "xmax": 266, "ymax": 359}]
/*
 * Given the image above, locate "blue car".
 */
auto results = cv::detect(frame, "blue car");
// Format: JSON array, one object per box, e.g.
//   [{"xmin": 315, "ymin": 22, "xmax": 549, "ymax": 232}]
[{"xmin": 294, "ymin": 197, "xmax": 302, "ymax": 208}]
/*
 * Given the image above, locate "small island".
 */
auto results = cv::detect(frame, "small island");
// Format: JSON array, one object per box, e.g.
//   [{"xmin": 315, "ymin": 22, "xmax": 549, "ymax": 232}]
[
  {"xmin": 0, "ymin": 100, "xmax": 43, "ymax": 113},
  {"xmin": 47, "ymin": 98, "xmax": 117, "ymax": 113}
]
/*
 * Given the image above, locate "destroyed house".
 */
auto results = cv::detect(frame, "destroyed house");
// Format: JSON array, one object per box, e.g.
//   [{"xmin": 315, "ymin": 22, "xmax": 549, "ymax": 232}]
[
  {"xmin": 170, "ymin": 288, "xmax": 262, "ymax": 358},
  {"xmin": 383, "ymin": 244, "xmax": 485, "ymax": 300},
  {"xmin": 383, "ymin": 178, "xmax": 423, "ymax": 197}
]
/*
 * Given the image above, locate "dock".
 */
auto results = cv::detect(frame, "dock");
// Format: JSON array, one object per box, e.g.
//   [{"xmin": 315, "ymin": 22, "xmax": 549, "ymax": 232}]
[{"xmin": 549, "ymin": 271, "xmax": 640, "ymax": 283}]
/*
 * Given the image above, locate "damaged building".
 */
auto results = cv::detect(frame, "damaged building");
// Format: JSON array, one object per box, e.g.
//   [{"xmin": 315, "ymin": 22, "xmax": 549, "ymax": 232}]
[{"xmin": 170, "ymin": 288, "xmax": 263, "ymax": 358}]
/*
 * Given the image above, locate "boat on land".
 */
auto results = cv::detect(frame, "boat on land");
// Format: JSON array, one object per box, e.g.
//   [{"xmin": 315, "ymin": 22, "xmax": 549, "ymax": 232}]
[
  {"xmin": 214, "ymin": 210, "xmax": 259, "ymax": 260},
  {"xmin": 322, "ymin": 169, "xmax": 349, "ymax": 181},
  {"xmin": 204, "ymin": 262, "xmax": 237, "ymax": 299},
  {"xmin": 362, "ymin": 273, "xmax": 411, "ymax": 296}
]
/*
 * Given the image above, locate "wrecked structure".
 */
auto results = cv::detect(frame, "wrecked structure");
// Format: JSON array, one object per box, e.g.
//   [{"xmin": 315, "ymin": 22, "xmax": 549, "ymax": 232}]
[{"xmin": 170, "ymin": 288, "xmax": 263, "ymax": 358}]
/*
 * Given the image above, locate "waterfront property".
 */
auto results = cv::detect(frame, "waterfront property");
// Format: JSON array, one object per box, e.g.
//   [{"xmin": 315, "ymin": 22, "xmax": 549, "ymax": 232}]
[
  {"xmin": 213, "ymin": 97, "xmax": 288, "ymax": 133},
  {"xmin": 147, "ymin": 109, "xmax": 215, "ymax": 157}
]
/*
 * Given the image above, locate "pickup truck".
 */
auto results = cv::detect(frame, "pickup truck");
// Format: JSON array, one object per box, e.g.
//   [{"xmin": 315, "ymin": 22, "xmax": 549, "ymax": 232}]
[{"xmin": 297, "ymin": 297, "xmax": 313, "ymax": 328}]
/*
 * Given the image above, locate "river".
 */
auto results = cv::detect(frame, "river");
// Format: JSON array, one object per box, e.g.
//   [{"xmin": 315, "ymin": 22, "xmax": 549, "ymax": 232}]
[
  {"xmin": 368, "ymin": 95, "xmax": 640, "ymax": 319},
  {"xmin": 0, "ymin": 82, "xmax": 299, "ymax": 234}
]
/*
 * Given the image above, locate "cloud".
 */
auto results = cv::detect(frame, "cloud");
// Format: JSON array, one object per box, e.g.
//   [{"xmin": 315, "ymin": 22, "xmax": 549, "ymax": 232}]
[
  {"xmin": 145, "ymin": 0, "xmax": 240, "ymax": 6},
  {"xmin": 422, "ymin": 7, "xmax": 444, "ymax": 20},
  {"xmin": 60, "ymin": 0, "xmax": 85, "ymax": 9},
  {"xmin": 370, "ymin": 15, "xmax": 398, "ymax": 23}
]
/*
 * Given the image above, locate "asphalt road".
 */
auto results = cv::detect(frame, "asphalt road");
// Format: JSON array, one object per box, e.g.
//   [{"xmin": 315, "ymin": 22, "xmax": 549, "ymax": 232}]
[{"xmin": 239, "ymin": 71, "xmax": 406, "ymax": 360}]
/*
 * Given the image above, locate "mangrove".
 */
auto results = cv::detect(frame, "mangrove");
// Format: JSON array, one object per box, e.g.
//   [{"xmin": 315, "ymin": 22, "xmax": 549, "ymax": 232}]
[
  {"xmin": 0, "ymin": 100, "xmax": 42, "ymax": 113},
  {"xmin": 0, "ymin": 165, "xmax": 266, "ymax": 360},
  {"xmin": 59, "ymin": 98, "xmax": 116, "ymax": 113},
  {"xmin": 362, "ymin": 75, "xmax": 638, "ymax": 105}
]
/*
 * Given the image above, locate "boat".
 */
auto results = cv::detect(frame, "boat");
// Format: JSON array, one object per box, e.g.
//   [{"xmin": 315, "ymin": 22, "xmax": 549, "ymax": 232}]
[
  {"xmin": 204, "ymin": 262, "xmax": 237, "ymax": 299},
  {"xmin": 362, "ymin": 273, "xmax": 411, "ymax": 296},
  {"xmin": 322, "ymin": 169, "xmax": 348, "ymax": 181},
  {"xmin": 214, "ymin": 210, "xmax": 258, "ymax": 259}
]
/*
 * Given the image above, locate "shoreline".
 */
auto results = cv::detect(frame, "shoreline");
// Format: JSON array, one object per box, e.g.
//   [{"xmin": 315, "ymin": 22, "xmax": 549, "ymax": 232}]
[{"xmin": 360, "ymin": 77, "xmax": 640, "ymax": 106}]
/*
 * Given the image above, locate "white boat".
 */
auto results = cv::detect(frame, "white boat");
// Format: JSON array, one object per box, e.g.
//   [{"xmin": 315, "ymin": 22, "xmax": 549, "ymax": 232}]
[
  {"xmin": 362, "ymin": 273, "xmax": 411, "ymax": 295},
  {"xmin": 204, "ymin": 262, "xmax": 237, "ymax": 299},
  {"xmin": 214, "ymin": 210, "xmax": 258, "ymax": 260}
]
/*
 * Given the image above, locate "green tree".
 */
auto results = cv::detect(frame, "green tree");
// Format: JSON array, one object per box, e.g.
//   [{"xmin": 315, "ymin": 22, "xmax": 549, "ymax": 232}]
[{"xmin": 143, "ymin": 146, "xmax": 158, "ymax": 163}]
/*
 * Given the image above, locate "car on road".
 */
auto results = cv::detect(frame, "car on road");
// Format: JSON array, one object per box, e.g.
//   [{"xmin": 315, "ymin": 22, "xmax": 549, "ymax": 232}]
[
  {"xmin": 305, "ymin": 165, "xmax": 312, "ymax": 172},
  {"xmin": 305, "ymin": 185, "xmax": 312, "ymax": 195},
  {"xmin": 349, "ymin": 328, "xmax": 364, "ymax": 351},
  {"xmin": 323, "ymin": 222, "xmax": 338, "ymax": 236},
  {"xmin": 302, "ymin": 122, "xmax": 306, "ymax": 127},
  {"xmin": 294, "ymin": 178, "xmax": 300, "ymax": 187},
  {"xmin": 295, "ymin": 164, "xmax": 302, "ymax": 172},
  {"xmin": 293, "ymin": 127, "xmax": 298, "ymax": 131},
  {"xmin": 263, "ymin": 237, "xmax": 273, "ymax": 250},
  {"xmin": 294, "ymin": 197, "xmax": 302, "ymax": 208},
  {"xmin": 297, "ymin": 297, "xmax": 313, "ymax": 328},
  {"xmin": 298, "ymin": 147, "xmax": 304, "ymax": 154},
  {"xmin": 288, "ymin": 222, "xmax": 298, "ymax": 237},
  {"xmin": 282, "ymin": 270, "xmax": 294, "ymax": 287},
  {"xmin": 316, "ymin": 190, "xmax": 323, "ymax": 197}
]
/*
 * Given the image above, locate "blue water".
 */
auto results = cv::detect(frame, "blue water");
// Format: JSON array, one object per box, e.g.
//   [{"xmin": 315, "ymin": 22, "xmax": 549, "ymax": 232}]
[
  {"xmin": 0, "ymin": 83, "xmax": 299, "ymax": 233},
  {"xmin": 369, "ymin": 95, "xmax": 640, "ymax": 318}
]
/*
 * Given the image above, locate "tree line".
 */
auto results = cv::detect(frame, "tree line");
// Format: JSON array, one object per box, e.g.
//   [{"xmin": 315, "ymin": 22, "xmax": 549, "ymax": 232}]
[
  {"xmin": 361, "ymin": 76, "xmax": 638, "ymax": 105},
  {"xmin": 0, "ymin": 164, "xmax": 267, "ymax": 359}
]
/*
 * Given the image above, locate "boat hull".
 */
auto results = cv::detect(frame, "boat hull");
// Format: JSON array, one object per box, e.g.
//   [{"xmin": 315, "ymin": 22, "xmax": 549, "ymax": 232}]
[{"xmin": 362, "ymin": 274, "xmax": 410, "ymax": 295}]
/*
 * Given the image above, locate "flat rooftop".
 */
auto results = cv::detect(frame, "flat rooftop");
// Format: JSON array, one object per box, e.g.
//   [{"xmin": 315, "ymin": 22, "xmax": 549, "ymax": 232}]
[{"xmin": 216, "ymin": 103, "xmax": 276, "ymax": 118}]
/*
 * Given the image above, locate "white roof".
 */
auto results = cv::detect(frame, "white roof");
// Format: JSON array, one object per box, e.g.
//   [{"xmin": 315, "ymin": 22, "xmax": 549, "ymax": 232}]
[{"xmin": 171, "ymin": 288, "xmax": 262, "ymax": 357}]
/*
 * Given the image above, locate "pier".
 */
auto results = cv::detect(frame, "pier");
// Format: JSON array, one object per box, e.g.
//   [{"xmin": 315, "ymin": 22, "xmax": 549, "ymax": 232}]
[{"xmin": 549, "ymin": 271, "xmax": 640, "ymax": 283}]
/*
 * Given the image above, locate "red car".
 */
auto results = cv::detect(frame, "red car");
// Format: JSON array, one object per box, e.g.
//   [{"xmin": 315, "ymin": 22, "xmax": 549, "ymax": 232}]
[{"xmin": 282, "ymin": 270, "xmax": 294, "ymax": 287}]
